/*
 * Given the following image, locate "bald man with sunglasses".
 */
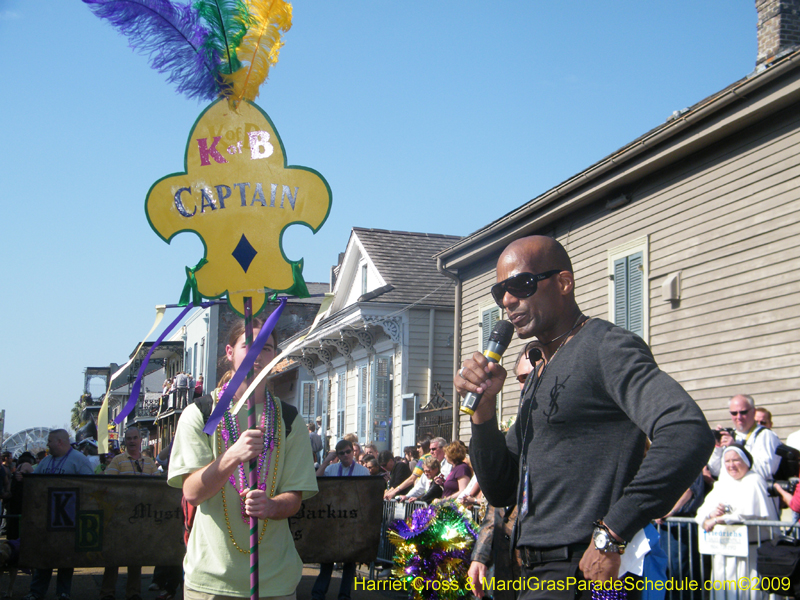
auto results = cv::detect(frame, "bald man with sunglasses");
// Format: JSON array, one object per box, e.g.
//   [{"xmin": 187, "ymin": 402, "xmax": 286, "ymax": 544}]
[
  {"xmin": 456, "ymin": 235, "xmax": 714, "ymax": 599},
  {"xmin": 708, "ymin": 394, "xmax": 781, "ymax": 484}
]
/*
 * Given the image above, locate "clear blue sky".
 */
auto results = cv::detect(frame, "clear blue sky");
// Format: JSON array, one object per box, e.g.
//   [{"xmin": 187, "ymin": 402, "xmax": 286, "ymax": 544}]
[{"xmin": 0, "ymin": 1, "xmax": 756, "ymax": 435}]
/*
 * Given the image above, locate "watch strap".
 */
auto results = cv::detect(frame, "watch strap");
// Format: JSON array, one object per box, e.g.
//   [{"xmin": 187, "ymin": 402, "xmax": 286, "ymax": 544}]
[{"xmin": 592, "ymin": 519, "xmax": 627, "ymax": 554}]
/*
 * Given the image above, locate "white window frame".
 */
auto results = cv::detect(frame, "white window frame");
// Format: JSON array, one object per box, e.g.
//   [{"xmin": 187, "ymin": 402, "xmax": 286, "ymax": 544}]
[
  {"xmin": 317, "ymin": 378, "xmax": 328, "ymax": 445},
  {"xmin": 300, "ymin": 380, "xmax": 315, "ymax": 420},
  {"xmin": 607, "ymin": 236, "xmax": 650, "ymax": 343},
  {"xmin": 372, "ymin": 354, "xmax": 392, "ymax": 445},
  {"xmin": 357, "ymin": 362, "xmax": 369, "ymax": 444},
  {"xmin": 316, "ymin": 378, "xmax": 327, "ymax": 421},
  {"xmin": 336, "ymin": 369, "xmax": 346, "ymax": 439}
]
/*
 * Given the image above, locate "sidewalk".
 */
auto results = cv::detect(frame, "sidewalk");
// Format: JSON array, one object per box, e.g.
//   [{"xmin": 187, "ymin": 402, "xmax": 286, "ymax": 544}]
[{"xmin": 5, "ymin": 564, "xmax": 405, "ymax": 600}]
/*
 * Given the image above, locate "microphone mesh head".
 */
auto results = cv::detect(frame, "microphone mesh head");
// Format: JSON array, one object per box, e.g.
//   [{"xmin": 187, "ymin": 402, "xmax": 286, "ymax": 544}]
[{"xmin": 488, "ymin": 320, "xmax": 514, "ymax": 346}]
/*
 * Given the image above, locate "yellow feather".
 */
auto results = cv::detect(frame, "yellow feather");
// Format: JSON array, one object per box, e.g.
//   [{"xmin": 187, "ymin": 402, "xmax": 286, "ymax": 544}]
[{"xmin": 225, "ymin": 0, "xmax": 292, "ymax": 103}]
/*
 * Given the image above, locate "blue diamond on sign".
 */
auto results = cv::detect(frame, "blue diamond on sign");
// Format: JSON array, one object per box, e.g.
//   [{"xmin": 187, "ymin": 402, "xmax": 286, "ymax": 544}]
[{"xmin": 232, "ymin": 234, "xmax": 257, "ymax": 273}]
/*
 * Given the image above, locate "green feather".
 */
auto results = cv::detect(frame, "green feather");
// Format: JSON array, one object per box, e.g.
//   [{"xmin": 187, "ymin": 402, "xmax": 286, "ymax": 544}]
[{"xmin": 195, "ymin": 0, "xmax": 252, "ymax": 76}]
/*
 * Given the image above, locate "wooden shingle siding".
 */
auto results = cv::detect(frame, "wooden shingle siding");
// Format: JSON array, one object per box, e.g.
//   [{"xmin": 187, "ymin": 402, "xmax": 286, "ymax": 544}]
[
  {"xmin": 402, "ymin": 308, "xmax": 457, "ymax": 439},
  {"xmin": 407, "ymin": 310, "xmax": 431, "ymax": 393},
  {"xmin": 455, "ymin": 100, "xmax": 800, "ymax": 442},
  {"xmin": 433, "ymin": 313, "xmax": 455, "ymax": 390}
]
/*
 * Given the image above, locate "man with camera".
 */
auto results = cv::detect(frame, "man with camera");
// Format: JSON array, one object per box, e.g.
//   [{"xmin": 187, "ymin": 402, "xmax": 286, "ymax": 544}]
[
  {"xmin": 457, "ymin": 235, "xmax": 714, "ymax": 599},
  {"xmin": 708, "ymin": 394, "xmax": 781, "ymax": 484}
]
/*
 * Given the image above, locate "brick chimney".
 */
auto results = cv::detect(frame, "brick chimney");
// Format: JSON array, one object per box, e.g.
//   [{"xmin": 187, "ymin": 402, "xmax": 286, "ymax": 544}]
[{"xmin": 757, "ymin": 0, "xmax": 800, "ymax": 65}]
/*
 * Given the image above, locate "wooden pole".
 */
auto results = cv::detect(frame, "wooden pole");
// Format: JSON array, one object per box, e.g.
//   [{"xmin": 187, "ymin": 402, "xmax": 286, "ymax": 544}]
[{"xmin": 243, "ymin": 297, "xmax": 258, "ymax": 600}]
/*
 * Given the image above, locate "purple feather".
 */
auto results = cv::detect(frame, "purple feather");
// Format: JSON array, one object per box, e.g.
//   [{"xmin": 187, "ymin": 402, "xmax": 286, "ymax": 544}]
[{"xmin": 83, "ymin": 0, "xmax": 221, "ymax": 101}]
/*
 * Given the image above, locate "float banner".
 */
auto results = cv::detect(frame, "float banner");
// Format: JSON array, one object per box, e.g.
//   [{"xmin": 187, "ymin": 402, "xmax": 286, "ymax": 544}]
[
  {"xmin": 145, "ymin": 99, "xmax": 332, "ymax": 316},
  {"xmin": 20, "ymin": 475, "xmax": 384, "ymax": 567},
  {"xmin": 290, "ymin": 476, "xmax": 386, "ymax": 564},
  {"xmin": 20, "ymin": 475, "xmax": 184, "ymax": 568},
  {"xmin": 698, "ymin": 524, "xmax": 749, "ymax": 557}
]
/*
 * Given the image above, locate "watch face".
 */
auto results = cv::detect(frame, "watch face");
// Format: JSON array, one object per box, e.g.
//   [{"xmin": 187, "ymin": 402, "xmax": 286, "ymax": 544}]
[{"xmin": 594, "ymin": 528, "xmax": 609, "ymax": 549}]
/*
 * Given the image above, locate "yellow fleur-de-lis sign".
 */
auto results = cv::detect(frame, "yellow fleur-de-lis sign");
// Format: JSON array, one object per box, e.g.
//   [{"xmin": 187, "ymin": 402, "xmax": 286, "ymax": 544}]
[{"xmin": 146, "ymin": 99, "xmax": 331, "ymax": 315}]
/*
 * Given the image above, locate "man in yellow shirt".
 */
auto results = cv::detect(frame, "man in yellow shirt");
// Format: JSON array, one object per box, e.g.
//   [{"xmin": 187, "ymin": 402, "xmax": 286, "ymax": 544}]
[{"xmin": 101, "ymin": 426, "xmax": 158, "ymax": 600}]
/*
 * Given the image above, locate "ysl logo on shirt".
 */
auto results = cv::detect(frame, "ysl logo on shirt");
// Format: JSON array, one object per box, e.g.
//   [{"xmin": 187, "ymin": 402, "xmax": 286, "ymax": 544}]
[{"xmin": 543, "ymin": 375, "xmax": 569, "ymax": 424}]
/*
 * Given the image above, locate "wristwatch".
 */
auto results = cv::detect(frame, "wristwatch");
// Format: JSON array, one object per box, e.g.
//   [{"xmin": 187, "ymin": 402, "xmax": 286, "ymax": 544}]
[{"xmin": 592, "ymin": 520, "xmax": 627, "ymax": 555}]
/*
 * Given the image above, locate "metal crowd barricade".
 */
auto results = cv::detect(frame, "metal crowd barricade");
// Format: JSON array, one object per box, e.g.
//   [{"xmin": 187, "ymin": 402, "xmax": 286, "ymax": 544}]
[
  {"xmin": 655, "ymin": 516, "xmax": 800, "ymax": 600},
  {"xmin": 370, "ymin": 499, "xmax": 428, "ymax": 579}
]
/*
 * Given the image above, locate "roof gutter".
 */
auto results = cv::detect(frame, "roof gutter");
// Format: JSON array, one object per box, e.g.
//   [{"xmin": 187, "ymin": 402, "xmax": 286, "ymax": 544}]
[{"xmin": 438, "ymin": 48, "xmax": 800, "ymax": 269}]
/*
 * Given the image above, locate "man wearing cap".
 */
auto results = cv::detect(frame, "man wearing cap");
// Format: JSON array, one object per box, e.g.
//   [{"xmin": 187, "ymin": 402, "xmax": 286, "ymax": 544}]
[
  {"xmin": 456, "ymin": 235, "xmax": 714, "ymax": 599},
  {"xmin": 79, "ymin": 439, "xmax": 101, "ymax": 472}
]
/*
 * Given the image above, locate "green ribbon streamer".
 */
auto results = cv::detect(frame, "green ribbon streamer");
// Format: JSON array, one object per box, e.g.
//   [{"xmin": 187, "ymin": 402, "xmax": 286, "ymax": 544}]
[
  {"xmin": 178, "ymin": 258, "xmax": 208, "ymax": 306},
  {"xmin": 285, "ymin": 262, "xmax": 310, "ymax": 298},
  {"xmin": 179, "ymin": 258, "xmax": 307, "ymax": 309}
]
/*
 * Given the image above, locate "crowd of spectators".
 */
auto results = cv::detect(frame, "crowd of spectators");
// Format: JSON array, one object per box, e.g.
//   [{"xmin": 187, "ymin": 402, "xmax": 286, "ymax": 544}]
[
  {"xmin": 6, "ymin": 382, "xmax": 800, "ymax": 599},
  {"xmin": 0, "ymin": 423, "xmax": 484, "ymax": 600},
  {"xmin": 312, "ymin": 432, "xmax": 484, "ymax": 600},
  {"xmin": 0, "ymin": 428, "xmax": 179, "ymax": 600},
  {"xmin": 315, "ymin": 430, "xmax": 485, "ymax": 512},
  {"xmin": 160, "ymin": 373, "xmax": 204, "ymax": 412}
]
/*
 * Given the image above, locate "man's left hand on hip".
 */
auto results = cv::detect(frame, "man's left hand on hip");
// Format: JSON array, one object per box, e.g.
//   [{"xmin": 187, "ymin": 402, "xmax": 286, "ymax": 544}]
[{"xmin": 578, "ymin": 545, "xmax": 620, "ymax": 582}]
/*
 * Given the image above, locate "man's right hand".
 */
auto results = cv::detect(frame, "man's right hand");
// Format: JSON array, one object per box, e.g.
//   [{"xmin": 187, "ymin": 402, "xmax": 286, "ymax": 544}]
[
  {"xmin": 716, "ymin": 425, "xmax": 734, "ymax": 447},
  {"xmin": 455, "ymin": 351, "xmax": 507, "ymax": 424},
  {"xmin": 385, "ymin": 486, "xmax": 404, "ymax": 500},
  {"xmin": 468, "ymin": 561, "xmax": 488, "ymax": 598},
  {"xmin": 227, "ymin": 427, "xmax": 266, "ymax": 464}
]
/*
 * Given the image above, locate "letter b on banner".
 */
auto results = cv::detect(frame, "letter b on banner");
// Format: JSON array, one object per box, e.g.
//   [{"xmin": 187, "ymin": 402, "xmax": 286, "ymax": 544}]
[{"xmin": 76, "ymin": 511, "xmax": 104, "ymax": 552}]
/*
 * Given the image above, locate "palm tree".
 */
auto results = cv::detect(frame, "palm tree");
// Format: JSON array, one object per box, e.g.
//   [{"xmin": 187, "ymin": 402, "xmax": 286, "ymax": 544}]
[{"xmin": 70, "ymin": 400, "xmax": 83, "ymax": 432}]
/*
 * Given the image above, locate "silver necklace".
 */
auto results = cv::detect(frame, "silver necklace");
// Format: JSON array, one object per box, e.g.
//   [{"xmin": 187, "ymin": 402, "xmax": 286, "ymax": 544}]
[{"xmin": 540, "ymin": 312, "xmax": 585, "ymax": 347}]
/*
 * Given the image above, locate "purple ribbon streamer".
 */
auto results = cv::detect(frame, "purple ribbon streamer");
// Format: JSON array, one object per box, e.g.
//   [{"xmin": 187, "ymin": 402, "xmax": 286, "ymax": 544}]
[
  {"xmin": 203, "ymin": 298, "xmax": 287, "ymax": 435},
  {"xmin": 114, "ymin": 302, "xmax": 202, "ymax": 424}
]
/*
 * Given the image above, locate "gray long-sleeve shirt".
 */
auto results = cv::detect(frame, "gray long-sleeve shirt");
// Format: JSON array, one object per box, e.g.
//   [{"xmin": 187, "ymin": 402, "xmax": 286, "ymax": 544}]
[{"xmin": 470, "ymin": 318, "xmax": 714, "ymax": 547}]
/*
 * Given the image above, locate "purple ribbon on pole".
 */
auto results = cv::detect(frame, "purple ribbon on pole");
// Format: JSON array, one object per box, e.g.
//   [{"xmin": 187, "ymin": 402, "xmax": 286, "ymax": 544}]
[
  {"xmin": 203, "ymin": 297, "xmax": 287, "ymax": 435},
  {"xmin": 114, "ymin": 302, "xmax": 207, "ymax": 424}
]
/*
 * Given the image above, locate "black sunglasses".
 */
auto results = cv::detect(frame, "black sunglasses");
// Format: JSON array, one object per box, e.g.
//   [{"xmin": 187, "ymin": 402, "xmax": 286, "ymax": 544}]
[
  {"xmin": 337, "ymin": 449, "xmax": 353, "ymax": 456},
  {"xmin": 730, "ymin": 410, "xmax": 750, "ymax": 416},
  {"xmin": 491, "ymin": 270, "xmax": 561, "ymax": 308}
]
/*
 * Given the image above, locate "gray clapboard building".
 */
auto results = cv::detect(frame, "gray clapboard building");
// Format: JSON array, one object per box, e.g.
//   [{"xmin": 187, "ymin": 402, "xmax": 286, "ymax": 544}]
[{"xmin": 437, "ymin": 0, "xmax": 800, "ymax": 441}]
